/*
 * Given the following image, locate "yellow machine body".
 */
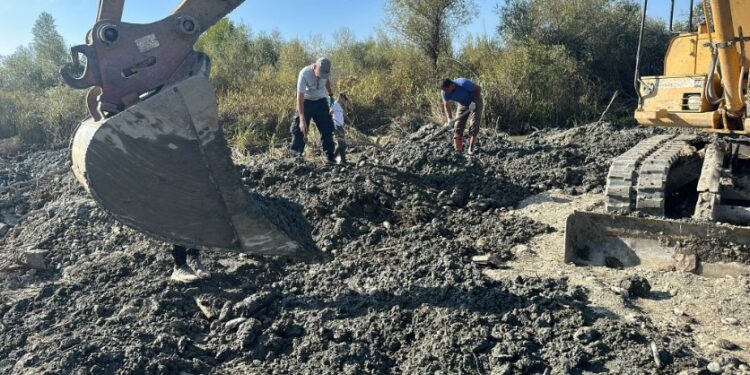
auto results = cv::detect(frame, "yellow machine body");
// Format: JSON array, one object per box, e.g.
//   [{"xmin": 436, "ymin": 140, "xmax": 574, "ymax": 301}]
[{"xmin": 636, "ymin": 0, "xmax": 750, "ymax": 133}]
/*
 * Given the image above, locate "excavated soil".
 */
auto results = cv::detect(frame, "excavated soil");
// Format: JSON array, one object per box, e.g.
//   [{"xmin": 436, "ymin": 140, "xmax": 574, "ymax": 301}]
[{"xmin": 0, "ymin": 123, "xmax": 723, "ymax": 374}]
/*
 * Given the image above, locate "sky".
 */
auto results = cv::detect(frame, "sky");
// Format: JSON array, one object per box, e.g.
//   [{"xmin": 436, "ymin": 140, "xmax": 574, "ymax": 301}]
[{"xmin": 0, "ymin": 0, "xmax": 693, "ymax": 56}]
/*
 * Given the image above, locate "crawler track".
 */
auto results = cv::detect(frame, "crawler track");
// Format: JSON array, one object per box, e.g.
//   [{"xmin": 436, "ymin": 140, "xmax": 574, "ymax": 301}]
[{"xmin": 606, "ymin": 134, "xmax": 697, "ymax": 216}]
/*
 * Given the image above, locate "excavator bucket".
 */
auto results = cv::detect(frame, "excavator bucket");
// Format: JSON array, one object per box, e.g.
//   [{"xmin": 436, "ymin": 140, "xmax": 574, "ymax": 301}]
[
  {"xmin": 71, "ymin": 76, "xmax": 306, "ymax": 257},
  {"xmin": 565, "ymin": 211, "xmax": 750, "ymax": 275}
]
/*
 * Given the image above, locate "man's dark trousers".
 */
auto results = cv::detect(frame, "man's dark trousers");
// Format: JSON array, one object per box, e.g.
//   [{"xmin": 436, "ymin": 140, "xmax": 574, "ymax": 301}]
[{"xmin": 290, "ymin": 98, "xmax": 335, "ymax": 161}]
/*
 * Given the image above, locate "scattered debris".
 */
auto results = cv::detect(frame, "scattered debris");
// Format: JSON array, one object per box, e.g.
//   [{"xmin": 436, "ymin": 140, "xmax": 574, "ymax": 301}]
[
  {"xmin": 707, "ymin": 361, "xmax": 722, "ymax": 373},
  {"xmin": 195, "ymin": 297, "xmax": 215, "ymax": 320},
  {"xmin": 721, "ymin": 317, "xmax": 739, "ymax": 326},
  {"xmin": 716, "ymin": 338, "xmax": 740, "ymax": 351},
  {"xmin": 471, "ymin": 254, "xmax": 503, "ymax": 267},
  {"xmin": 674, "ymin": 253, "xmax": 699, "ymax": 274},
  {"xmin": 619, "ymin": 276, "xmax": 652, "ymax": 299}
]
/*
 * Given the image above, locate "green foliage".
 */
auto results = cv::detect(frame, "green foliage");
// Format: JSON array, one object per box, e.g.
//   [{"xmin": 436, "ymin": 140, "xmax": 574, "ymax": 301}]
[
  {"xmin": 386, "ymin": 0, "xmax": 476, "ymax": 67},
  {"xmin": 0, "ymin": 12, "xmax": 86, "ymax": 146},
  {"xmin": 461, "ymin": 41, "xmax": 595, "ymax": 132},
  {"xmin": 195, "ymin": 19, "xmax": 284, "ymax": 93},
  {"xmin": 0, "ymin": 3, "xmax": 674, "ymax": 150},
  {"xmin": 32, "ymin": 12, "xmax": 67, "ymax": 87},
  {"xmin": 498, "ymin": 0, "xmax": 671, "ymax": 96},
  {"xmin": 0, "ymin": 46, "xmax": 44, "ymax": 91}
]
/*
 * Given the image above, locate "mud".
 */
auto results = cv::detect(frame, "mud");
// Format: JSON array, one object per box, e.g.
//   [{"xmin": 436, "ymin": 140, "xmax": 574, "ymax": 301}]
[
  {"xmin": 0, "ymin": 123, "xmax": 710, "ymax": 374},
  {"xmin": 676, "ymin": 237, "xmax": 750, "ymax": 265}
]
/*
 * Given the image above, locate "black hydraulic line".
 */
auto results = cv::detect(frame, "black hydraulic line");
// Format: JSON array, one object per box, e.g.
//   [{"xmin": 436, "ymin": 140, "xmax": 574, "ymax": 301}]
[
  {"xmin": 634, "ymin": 0, "xmax": 649, "ymax": 107},
  {"xmin": 669, "ymin": 0, "xmax": 675, "ymax": 31}
]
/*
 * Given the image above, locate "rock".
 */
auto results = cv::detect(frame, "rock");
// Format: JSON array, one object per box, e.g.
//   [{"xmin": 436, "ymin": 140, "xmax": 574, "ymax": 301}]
[
  {"xmin": 383, "ymin": 221, "xmax": 392, "ymax": 230},
  {"xmin": 511, "ymin": 244, "xmax": 530, "ymax": 255},
  {"xmin": 674, "ymin": 253, "xmax": 699, "ymax": 273},
  {"xmin": 721, "ymin": 317, "xmax": 739, "ymax": 326},
  {"xmin": 716, "ymin": 338, "xmax": 740, "ymax": 351},
  {"xmin": 673, "ymin": 308, "xmax": 685, "ymax": 317},
  {"xmin": 574, "ymin": 327, "xmax": 600, "ymax": 344},
  {"xmin": 20, "ymin": 249, "xmax": 48, "ymax": 270},
  {"xmin": 218, "ymin": 301, "xmax": 233, "ymax": 322},
  {"xmin": 619, "ymin": 276, "xmax": 651, "ymax": 298},
  {"xmin": 225, "ymin": 317, "xmax": 247, "ymax": 331},
  {"xmin": 707, "ymin": 361, "xmax": 722, "ymax": 373},
  {"xmin": 195, "ymin": 297, "xmax": 215, "ymax": 320},
  {"xmin": 233, "ymin": 291, "xmax": 278, "ymax": 318},
  {"xmin": 471, "ymin": 254, "xmax": 503, "ymax": 267},
  {"xmin": 610, "ymin": 286, "xmax": 629, "ymax": 298},
  {"xmin": 0, "ymin": 223, "xmax": 8, "ymax": 236}
]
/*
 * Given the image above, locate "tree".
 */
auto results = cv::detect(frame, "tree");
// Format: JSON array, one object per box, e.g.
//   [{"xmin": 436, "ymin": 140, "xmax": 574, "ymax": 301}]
[
  {"xmin": 195, "ymin": 19, "xmax": 254, "ymax": 92},
  {"xmin": 0, "ymin": 46, "xmax": 44, "ymax": 91},
  {"xmin": 386, "ymin": 0, "xmax": 476, "ymax": 68},
  {"xmin": 498, "ymin": 0, "xmax": 671, "ymax": 96},
  {"xmin": 32, "ymin": 12, "xmax": 67, "ymax": 87}
]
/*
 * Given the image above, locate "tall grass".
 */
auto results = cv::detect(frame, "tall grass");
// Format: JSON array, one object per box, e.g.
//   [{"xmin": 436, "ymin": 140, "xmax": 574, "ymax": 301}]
[{"xmin": 0, "ymin": 1, "xmax": 672, "ymax": 152}]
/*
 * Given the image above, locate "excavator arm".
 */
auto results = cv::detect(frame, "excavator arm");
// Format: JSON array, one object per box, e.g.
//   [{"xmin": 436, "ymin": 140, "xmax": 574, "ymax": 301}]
[
  {"xmin": 61, "ymin": 0, "xmax": 311, "ymax": 259},
  {"xmin": 61, "ymin": 0, "xmax": 244, "ymax": 120}
]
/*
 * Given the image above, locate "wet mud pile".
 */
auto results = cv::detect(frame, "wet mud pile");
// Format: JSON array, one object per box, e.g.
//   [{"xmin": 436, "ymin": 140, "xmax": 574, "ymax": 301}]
[{"xmin": 0, "ymin": 123, "xmax": 706, "ymax": 374}]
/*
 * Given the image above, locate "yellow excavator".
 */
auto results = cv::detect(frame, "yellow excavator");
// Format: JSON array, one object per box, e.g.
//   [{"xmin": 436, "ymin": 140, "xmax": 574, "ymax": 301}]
[
  {"xmin": 566, "ymin": 0, "xmax": 750, "ymax": 272},
  {"xmin": 60, "ymin": 0, "xmax": 313, "ymax": 259}
]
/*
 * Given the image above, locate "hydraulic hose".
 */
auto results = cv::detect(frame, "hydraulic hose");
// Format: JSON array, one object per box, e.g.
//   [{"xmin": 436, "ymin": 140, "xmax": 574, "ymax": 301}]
[
  {"xmin": 634, "ymin": 0, "xmax": 649, "ymax": 107},
  {"xmin": 705, "ymin": 48, "xmax": 723, "ymax": 105}
]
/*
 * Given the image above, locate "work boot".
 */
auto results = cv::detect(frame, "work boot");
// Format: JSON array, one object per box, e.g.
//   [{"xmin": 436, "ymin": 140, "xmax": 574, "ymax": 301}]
[
  {"xmin": 467, "ymin": 135, "xmax": 479, "ymax": 155},
  {"xmin": 325, "ymin": 154, "xmax": 337, "ymax": 165},
  {"xmin": 171, "ymin": 264, "xmax": 200, "ymax": 284},
  {"xmin": 189, "ymin": 256, "xmax": 211, "ymax": 279},
  {"xmin": 336, "ymin": 151, "xmax": 348, "ymax": 165},
  {"xmin": 454, "ymin": 137, "xmax": 464, "ymax": 153}
]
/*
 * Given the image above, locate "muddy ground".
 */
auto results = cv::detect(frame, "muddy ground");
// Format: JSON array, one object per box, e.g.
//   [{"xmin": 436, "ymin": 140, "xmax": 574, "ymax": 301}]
[{"xmin": 0, "ymin": 122, "xmax": 748, "ymax": 374}]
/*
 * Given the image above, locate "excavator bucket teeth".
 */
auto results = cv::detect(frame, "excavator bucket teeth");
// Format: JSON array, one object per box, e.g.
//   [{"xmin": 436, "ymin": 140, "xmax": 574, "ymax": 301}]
[
  {"xmin": 565, "ymin": 211, "xmax": 750, "ymax": 273},
  {"xmin": 71, "ymin": 76, "xmax": 305, "ymax": 258}
]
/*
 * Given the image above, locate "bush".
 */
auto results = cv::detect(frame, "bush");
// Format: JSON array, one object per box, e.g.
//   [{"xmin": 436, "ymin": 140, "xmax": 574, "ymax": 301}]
[
  {"xmin": 460, "ymin": 41, "xmax": 596, "ymax": 133},
  {"xmin": 0, "ymin": 86, "xmax": 86, "ymax": 145},
  {"xmin": 0, "ymin": 5, "xmax": 671, "ymax": 150},
  {"xmin": 39, "ymin": 86, "xmax": 87, "ymax": 144}
]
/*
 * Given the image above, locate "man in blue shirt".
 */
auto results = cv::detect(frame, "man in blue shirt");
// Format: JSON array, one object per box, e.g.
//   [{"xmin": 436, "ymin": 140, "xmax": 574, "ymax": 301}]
[{"xmin": 441, "ymin": 78, "xmax": 483, "ymax": 153}]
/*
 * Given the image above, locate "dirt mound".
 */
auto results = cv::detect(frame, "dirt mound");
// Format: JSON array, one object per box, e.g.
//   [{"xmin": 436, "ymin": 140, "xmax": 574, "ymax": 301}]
[{"xmin": 0, "ymin": 123, "xmax": 705, "ymax": 374}]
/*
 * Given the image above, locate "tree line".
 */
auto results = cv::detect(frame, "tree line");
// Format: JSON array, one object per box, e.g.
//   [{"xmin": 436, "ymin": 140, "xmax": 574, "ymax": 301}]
[{"xmin": 0, "ymin": 0, "xmax": 674, "ymax": 152}]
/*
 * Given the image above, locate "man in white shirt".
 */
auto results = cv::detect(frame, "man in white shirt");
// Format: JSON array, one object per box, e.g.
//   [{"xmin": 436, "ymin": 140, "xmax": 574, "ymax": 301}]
[
  {"xmin": 290, "ymin": 57, "xmax": 336, "ymax": 163},
  {"xmin": 330, "ymin": 93, "xmax": 349, "ymax": 164}
]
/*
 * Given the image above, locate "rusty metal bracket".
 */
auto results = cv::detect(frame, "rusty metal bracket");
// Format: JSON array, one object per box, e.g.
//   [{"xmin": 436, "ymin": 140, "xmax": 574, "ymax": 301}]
[{"xmin": 61, "ymin": 0, "xmax": 245, "ymax": 120}]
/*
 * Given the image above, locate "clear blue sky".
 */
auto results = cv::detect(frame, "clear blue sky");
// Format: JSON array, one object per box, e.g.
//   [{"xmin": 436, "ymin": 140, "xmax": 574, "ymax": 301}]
[{"xmin": 0, "ymin": 0, "xmax": 690, "ymax": 56}]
